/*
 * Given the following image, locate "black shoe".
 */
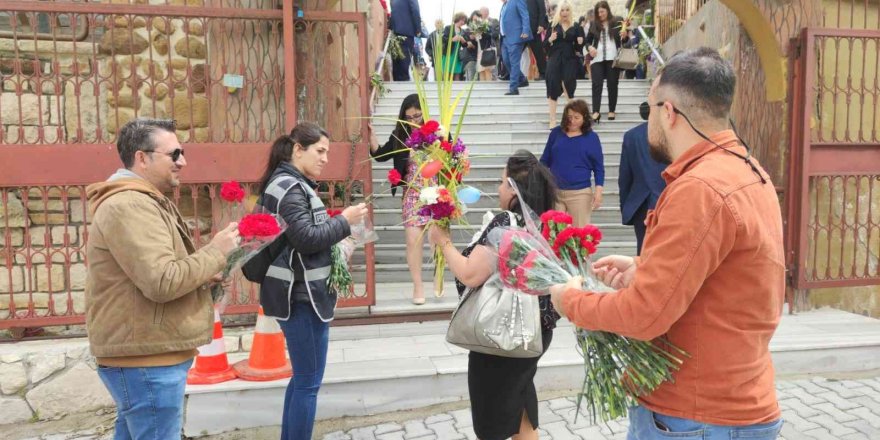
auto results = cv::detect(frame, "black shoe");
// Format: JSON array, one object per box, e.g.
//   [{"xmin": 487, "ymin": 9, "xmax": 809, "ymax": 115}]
[
  {"xmin": 608, "ymin": 112, "xmax": 616, "ymax": 121},
  {"xmin": 499, "ymin": 75, "xmax": 510, "ymax": 81},
  {"xmin": 505, "ymin": 90, "xmax": 520, "ymax": 95},
  {"xmin": 591, "ymin": 113, "xmax": 601, "ymax": 124},
  {"xmin": 519, "ymin": 80, "xmax": 529, "ymax": 87}
]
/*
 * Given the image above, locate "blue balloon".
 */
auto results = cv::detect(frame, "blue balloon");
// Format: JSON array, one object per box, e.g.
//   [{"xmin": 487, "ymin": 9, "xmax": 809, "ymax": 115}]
[{"xmin": 457, "ymin": 186, "xmax": 482, "ymax": 204}]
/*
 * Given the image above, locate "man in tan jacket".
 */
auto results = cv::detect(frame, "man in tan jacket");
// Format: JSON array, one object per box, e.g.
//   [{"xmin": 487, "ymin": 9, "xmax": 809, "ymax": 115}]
[{"xmin": 86, "ymin": 118, "xmax": 239, "ymax": 438}]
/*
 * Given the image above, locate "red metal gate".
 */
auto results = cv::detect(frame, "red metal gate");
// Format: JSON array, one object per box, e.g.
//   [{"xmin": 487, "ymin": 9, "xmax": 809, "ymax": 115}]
[
  {"xmin": 786, "ymin": 27, "xmax": 880, "ymax": 308},
  {"xmin": 0, "ymin": 0, "xmax": 374, "ymax": 330}
]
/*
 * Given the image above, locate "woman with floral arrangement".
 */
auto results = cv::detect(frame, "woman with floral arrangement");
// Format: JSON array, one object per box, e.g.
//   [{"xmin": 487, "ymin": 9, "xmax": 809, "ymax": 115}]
[
  {"xmin": 256, "ymin": 122, "xmax": 367, "ymax": 440},
  {"xmin": 369, "ymin": 94, "xmax": 431, "ymax": 304},
  {"xmin": 540, "ymin": 99, "xmax": 604, "ymax": 228},
  {"xmin": 428, "ymin": 151, "xmax": 561, "ymax": 440}
]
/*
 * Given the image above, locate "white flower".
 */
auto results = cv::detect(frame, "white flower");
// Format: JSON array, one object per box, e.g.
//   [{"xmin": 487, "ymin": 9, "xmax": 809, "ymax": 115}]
[
  {"xmin": 436, "ymin": 125, "xmax": 448, "ymax": 140},
  {"xmin": 419, "ymin": 186, "xmax": 441, "ymax": 204}
]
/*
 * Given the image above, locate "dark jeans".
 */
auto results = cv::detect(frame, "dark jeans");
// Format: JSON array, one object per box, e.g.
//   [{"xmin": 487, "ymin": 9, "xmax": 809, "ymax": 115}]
[
  {"xmin": 278, "ymin": 302, "xmax": 330, "ymax": 440},
  {"xmin": 590, "ymin": 60, "xmax": 621, "ymax": 113},
  {"xmin": 97, "ymin": 359, "xmax": 193, "ymax": 440},
  {"xmin": 392, "ymin": 35, "xmax": 415, "ymax": 81}
]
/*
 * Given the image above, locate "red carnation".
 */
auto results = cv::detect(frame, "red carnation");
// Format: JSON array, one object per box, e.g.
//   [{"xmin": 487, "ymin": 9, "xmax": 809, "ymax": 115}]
[
  {"xmin": 440, "ymin": 141, "xmax": 453, "ymax": 153},
  {"xmin": 553, "ymin": 212, "xmax": 573, "ymax": 225},
  {"xmin": 238, "ymin": 213, "xmax": 281, "ymax": 238},
  {"xmin": 387, "ymin": 169, "xmax": 402, "ymax": 185},
  {"xmin": 552, "ymin": 227, "xmax": 580, "ymax": 256},
  {"xmin": 326, "ymin": 209, "xmax": 342, "ymax": 217},
  {"xmin": 419, "ymin": 120, "xmax": 440, "ymax": 135},
  {"xmin": 220, "ymin": 180, "xmax": 246, "ymax": 203}
]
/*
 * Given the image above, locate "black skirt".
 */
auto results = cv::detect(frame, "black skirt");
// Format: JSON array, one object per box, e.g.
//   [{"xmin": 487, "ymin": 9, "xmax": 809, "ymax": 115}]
[{"xmin": 468, "ymin": 330, "xmax": 554, "ymax": 440}]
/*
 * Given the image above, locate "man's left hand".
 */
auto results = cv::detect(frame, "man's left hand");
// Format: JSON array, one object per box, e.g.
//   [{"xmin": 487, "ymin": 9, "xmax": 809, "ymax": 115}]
[{"xmin": 211, "ymin": 272, "xmax": 224, "ymax": 284}]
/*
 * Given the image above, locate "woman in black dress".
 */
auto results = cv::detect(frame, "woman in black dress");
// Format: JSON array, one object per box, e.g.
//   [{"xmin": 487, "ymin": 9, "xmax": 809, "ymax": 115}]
[
  {"xmin": 544, "ymin": 0, "xmax": 585, "ymax": 129},
  {"xmin": 428, "ymin": 151, "xmax": 561, "ymax": 440}
]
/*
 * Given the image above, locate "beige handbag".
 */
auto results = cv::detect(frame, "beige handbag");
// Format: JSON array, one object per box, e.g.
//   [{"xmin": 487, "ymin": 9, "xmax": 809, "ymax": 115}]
[
  {"xmin": 613, "ymin": 47, "xmax": 640, "ymax": 70},
  {"xmin": 445, "ymin": 211, "xmax": 544, "ymax": 358}
]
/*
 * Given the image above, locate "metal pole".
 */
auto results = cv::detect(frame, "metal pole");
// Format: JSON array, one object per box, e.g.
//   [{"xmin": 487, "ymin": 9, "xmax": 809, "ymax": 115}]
[{"xmin": 637, "ymin": 25, "xmax": 664, "ymax": 66}]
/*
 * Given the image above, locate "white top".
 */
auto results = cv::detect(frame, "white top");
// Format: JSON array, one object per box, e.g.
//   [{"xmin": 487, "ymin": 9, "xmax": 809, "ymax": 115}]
[{"xmin": 591, "ymin": 23, "xmax": 618, "ymax": 64}]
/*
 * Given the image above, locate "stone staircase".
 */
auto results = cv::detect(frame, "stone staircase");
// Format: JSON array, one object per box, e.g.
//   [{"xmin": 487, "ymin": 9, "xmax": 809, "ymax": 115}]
[{"xmin": 348, "ymin": 79, "xmax": 649, "ymax": 313}]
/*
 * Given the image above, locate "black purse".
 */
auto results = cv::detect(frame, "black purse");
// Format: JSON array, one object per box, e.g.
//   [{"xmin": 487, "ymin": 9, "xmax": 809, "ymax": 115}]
[{"xmin": 480, "ymin": 47, "xmax": 497, "ymax": 67}]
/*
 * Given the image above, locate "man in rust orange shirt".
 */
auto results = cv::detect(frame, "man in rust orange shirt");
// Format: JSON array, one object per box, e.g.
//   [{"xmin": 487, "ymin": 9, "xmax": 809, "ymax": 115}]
[{"xmin": 550, "ymin": 48, "xmax": 785, "ymax": 439}]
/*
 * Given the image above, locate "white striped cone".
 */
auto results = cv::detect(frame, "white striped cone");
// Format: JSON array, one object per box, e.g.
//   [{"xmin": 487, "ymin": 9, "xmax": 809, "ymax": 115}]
[{"xmin": 187, "ymin": 307, "xmax": 238, "ymax": 385}]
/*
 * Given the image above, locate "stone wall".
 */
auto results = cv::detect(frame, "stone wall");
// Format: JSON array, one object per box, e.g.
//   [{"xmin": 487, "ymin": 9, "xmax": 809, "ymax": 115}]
[{"xmin": 0, "ymin": 329, "xmax": 258, "ymax": 425}]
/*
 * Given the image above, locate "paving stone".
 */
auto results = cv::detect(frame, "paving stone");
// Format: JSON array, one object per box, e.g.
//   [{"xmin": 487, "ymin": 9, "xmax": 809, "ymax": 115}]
[
  {"xmin": 779, "ymin": 398, "xmax": 822, "ymax": 418},
  {"xmin": 851, "ymin": 396, "xmax": 880, "ymax": 414},
  {"xmin": 449, "ymin": 408, "xmax": 473, "ymax": 428},
  {"xmin": 860, "ymin": 379, "xmax": 880, "ymax": 394},
  {"xmin": 808, "ymin": 414, "xmax": 859, "ymax": 437},
  {"xmin": 573, "ymin": 426, "xmax": 611, "ymax": 439},
  {"xmin": 427, "ymin": 419, "xmax": 465, "ymax": 439},
  {"xmin": 786, "ymin": 386, "xmax": 827, "ymax": 405},
  {"xmin": 423, "ymin": 413, "xmax": 453, "ymax": 425},
  {"xmin": 350, "ymin": 426, "xmax": 378, "ymax": 440},
  {"xmin": 802, "ymin": 427, "xmax": 834, "ymax": 439},
  {"xmin": 793, "ymin": 379, "xmax": 830, "ymax": 396},
  {"xmin": 782, "ymin": 412, "xmax": 821, "ymax": 432},
  {"xmin": 548, "ymin": 397, "xmax": 577, "ymax": 411},
  {"xmin": 542, "ymin": 420, "xmax": 581, "ymax": 439},
  {"xmin": 845, "ymin": 419, "xmax": 880, "ymax": 438},
  {"xmin": 816, "ymin": 390, "xmax": 862, "ymax": 409},
  {"xmin": 849, "ymin": 407, "xmax": 880, "ymax": 429},
  {"xmin": 780, "ymin": 423, "xmax": 805, "ymax": 440},
  {"xmin": 403, "ymin": 421, "xmax": 433, "ymax": 439},
  {"xmin": 374, "ymin": 423, "xmax": 403, "ymax": 435},
  {"xmin": 840, "ymin": 433, "xmax": 871, "ymax": 440},
  {"xmin": 324, "ymin": 431, "xmax": 353, "ymax": 440},
  {"xmin": 814, "ymin": 402, "xmax": 859, "ymax": 423},
  {"xmin": 538, "ymin": 400, "xmax": 563, "ymax": 424},
  {"xmin": 376, "ymin": 431, "xmax": 405, "ymax": 440}
]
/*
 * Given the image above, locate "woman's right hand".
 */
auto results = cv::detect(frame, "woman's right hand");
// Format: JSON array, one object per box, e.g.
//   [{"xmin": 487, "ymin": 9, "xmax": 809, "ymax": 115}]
[
  {"xmin": 549, "ymin": 31, "xmax": 558, "ymax": 43},
  {"xmin": 341, "ymin": 203, "xmax": 368, "ymax": 225},
  {"xmin": 588, "ymin": 46, "xmax": 597, "ymax": 58}
]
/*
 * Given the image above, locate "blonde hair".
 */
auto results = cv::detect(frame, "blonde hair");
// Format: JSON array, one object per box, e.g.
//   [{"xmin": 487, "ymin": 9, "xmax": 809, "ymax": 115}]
[
  {"xmin": 434, "ymin": 19, "xmax": 444, "ymax": 31},
  {"xmin": 551, "ymin": 1, "xmax": 575, "ymax": 28}
]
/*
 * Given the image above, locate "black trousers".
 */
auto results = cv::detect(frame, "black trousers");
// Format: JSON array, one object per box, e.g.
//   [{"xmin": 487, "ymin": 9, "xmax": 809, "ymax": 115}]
[
  {"xmin": 525, "ymin": 35, "xmax": 546, "ymax": 75},
  {"xmin": 590, "ymin": 60, "xmax": 621, "ymax": 113},
  {"xmin": 631, "ymin": 203, "xmax": 649, "ymax": 255},
  {"xmin": 392, "ymin": 35, "xmax": 415, "ymax": 81}
]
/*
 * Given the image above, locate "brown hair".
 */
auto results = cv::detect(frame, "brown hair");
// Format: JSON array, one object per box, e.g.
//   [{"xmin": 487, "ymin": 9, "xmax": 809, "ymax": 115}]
[
  {"xmin": 562, "ymin": 99, "xmax": 593, "ymax": 133},
  {"xmin": 453, "ymin": 12, "xmax": 468, "ymax": 24}
]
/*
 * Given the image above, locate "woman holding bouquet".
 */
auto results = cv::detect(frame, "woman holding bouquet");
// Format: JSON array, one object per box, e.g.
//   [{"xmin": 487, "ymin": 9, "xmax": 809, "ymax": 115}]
[
  {"xmin": 428, "ymin": 151, "xmax": 561, "ymax": 440},
  {"xmin": 257, "ymin": 122, "xmax": 367, "ymax": 440},
  {"xmin": 369, "ymin": 94, "xmax": 431, "ymax": 304}
]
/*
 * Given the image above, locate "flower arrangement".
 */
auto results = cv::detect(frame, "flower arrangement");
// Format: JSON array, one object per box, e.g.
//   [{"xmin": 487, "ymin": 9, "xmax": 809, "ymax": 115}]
[{"xmin": 488, "ymin": 208, "xmax": 686, "ymax": 422}]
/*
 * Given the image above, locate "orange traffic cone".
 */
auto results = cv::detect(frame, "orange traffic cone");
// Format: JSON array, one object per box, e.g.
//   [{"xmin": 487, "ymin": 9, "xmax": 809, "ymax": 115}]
[
  {"xmin": 233, "ymin": 307, "xmax": 292, "ymax": 381},
  {"xmin": 187, "ymin": 307, "xmax": 238, "ymax": 385}
]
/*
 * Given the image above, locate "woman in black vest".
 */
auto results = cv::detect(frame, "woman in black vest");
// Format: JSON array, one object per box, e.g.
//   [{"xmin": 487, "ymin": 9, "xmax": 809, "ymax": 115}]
[
  {"xmin": 585, "ymin": 1, "xmax": 628, "ymax": 123},
  {"xmin": 257, "ymin": 122, "xmax": 367, "ymax": 440},
  {"xmin": 544, "ymin": 0, "xmax": 585, "ymax": 129}
]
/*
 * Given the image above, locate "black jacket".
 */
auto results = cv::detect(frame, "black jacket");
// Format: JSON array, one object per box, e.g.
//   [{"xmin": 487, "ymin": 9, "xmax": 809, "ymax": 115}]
[
  {"xmin": 371, "ymin": 130, "xmax": 410, "ymax": 196},
  {"xmin": 258, "ymin": 162, "xmax": 349, "ymax": 322},
  {"xmin": 525, "ymin": 0, "xmax": 549, "ymax": 33},
  {"xmin": 585, "ymin": 18, "xmax": 628, "ymax": 50}
]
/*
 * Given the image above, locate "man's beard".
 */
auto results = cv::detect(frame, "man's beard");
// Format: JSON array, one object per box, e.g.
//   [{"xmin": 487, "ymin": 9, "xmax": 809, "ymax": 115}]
[{"xmin": 648, "ymin": 124, "xmax": 673, "ymax": 165}]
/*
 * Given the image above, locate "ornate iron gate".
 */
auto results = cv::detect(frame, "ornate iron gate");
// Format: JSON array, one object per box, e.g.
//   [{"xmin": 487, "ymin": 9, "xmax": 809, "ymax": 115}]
[
  {"xmin": 0, "ymin": 0, "xmax": 374, "ymax": 330},
  {"xmin": 786, "ymin": 27, "xmax": 880, "ymax": 308}
]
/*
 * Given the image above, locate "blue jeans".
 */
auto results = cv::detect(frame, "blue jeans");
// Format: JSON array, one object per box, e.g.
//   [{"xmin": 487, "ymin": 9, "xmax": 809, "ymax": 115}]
[
  {"xmin": 502, "ymin": 40, "xmax": 525, "ymax": 92},
  {"xmin": 278, "ymin": 302, "xmax": 330, "ymax": 440},
  {"xmin": 97, "ymin": 359, "xmax": 193, "ymax": 440},
  {"xmin": 627, "ymin": 405, "xmax": 783, "ymax": 440}
]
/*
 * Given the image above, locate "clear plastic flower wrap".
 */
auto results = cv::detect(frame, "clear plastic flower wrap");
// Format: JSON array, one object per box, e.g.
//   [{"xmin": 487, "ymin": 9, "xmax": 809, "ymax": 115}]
[
  {"xmin": 327, "ymin": 211, "xmax": 379, "ymax": 297},
  {"xmin": 481, "ymin": 179, "xmax": 687, "ymax": 422}
]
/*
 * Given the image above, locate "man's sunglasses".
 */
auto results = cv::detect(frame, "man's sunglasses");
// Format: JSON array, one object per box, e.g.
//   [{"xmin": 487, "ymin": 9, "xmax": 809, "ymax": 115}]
[{"xmin": 146, "ymin": 148, "xmax": 185, "ymax": 162}]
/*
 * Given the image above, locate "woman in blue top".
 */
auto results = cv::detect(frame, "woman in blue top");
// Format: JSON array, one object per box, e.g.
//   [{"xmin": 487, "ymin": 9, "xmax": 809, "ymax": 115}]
[{"xmin": 540, "ymin": 99, "xmax": 604, "ymax": 227}]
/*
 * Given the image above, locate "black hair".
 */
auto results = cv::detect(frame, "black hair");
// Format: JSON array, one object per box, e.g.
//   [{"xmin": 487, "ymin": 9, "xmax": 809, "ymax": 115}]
[
  {"xmin": 391, "ymin": 93, "xmax": 421, "ymax": 147},
  {"xmin": 258, "ymin": 122, "xmax": 329, "ymax": 193},
  {"xmin": 116, "ymin": 118, "xmax": 177, "ymax": 168},
  {"xmin": 505, "ymin": 150, "xmax": 558, "ymax": 216},
  {"xmin": 657, "ymin": 47, "xmax": 736, "ymax": 120}
]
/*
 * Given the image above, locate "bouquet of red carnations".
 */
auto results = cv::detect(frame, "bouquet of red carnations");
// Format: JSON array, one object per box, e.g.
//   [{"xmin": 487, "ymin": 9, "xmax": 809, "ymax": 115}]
[
  {"xmin": 487, "ymin": 187, "xmax": 685, "ymax": 422},
  {"xmin": 212, "ymin": 181, "xmax": 287, "ymax": 308}
]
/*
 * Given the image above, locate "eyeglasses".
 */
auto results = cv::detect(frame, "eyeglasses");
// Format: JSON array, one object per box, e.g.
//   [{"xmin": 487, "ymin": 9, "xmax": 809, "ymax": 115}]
[
  {"xmin": 404, "ymin": 113, "xmax": 423, "ymax": 121},
  {"xmin": 146, "ymin": 148, "xmax": 185, "ymax": 162}
]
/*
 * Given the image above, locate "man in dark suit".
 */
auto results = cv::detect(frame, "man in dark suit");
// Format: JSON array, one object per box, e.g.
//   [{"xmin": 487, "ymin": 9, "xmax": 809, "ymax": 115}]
[
  {"xmin": 524, "ymin": 0, "xmax": 548, "ymax": 81},
  {"xmin": 389, "ymin": 0, "xmax": 422, "ymax": 81},
  {"xmin": 499, "ymin": 0, "xmax": 532, "ymax": 95},
  {"xmin": 619, "ymin": 102, "xmax": 668, "ymax": 254}
]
